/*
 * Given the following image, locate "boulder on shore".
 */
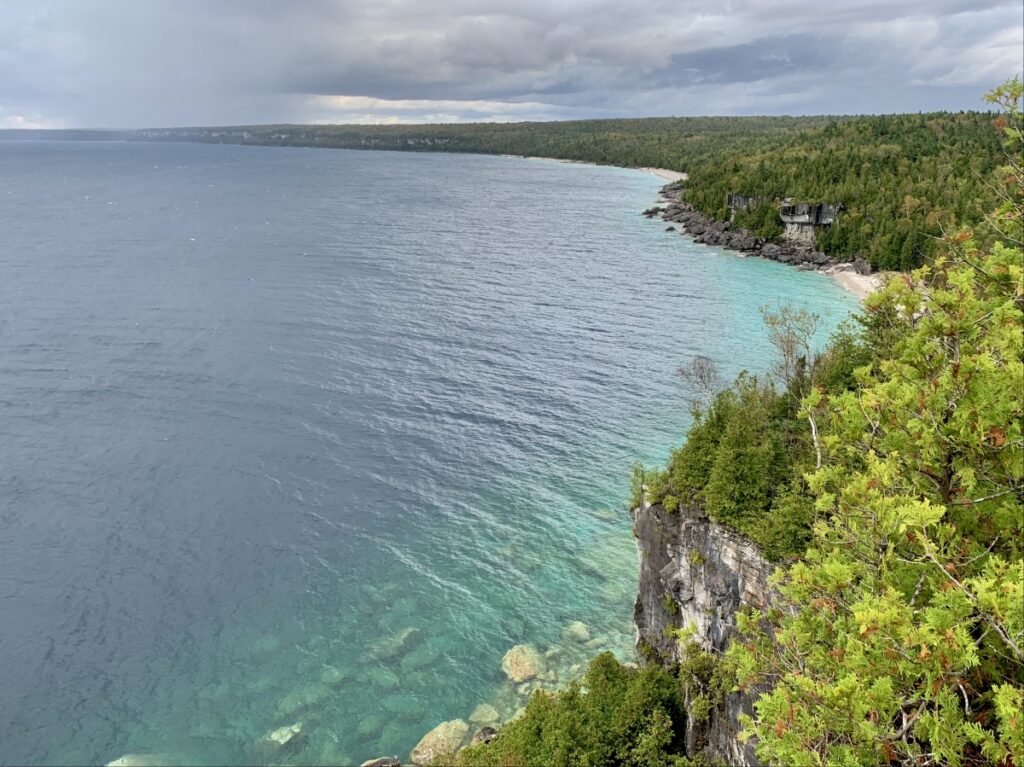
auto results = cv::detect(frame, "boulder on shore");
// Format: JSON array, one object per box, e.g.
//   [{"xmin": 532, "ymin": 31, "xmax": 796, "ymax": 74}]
[
  {"xmin": 501, "ymin": 644, "xmax": 543, "ymax": 683},
  {"xmin": 361, "ymin": 759, "xmax": 402, "ymax": 767},
  {"xmin": 410, "ymin": 719, "xmax": 470, "ymax": 765}
]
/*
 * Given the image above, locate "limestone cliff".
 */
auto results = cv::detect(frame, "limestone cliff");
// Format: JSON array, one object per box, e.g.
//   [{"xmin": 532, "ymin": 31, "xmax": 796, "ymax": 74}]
[
  {"xmin": 632, "ymin": 500, "xmax": 774, "ymax": 767},
  {"xmin": 780, "ymin": 202, "xmax": 842, "ymax": 247}
]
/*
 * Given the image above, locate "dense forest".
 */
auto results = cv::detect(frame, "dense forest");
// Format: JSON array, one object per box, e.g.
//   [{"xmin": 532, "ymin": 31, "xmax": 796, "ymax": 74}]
[
  {"xmin": 140, "ymin": 110, "xmax": 1004, "ymax": 271},
  {"xmin": 452, "ymin": 80, "xmax": 1024, "ymax": 767}
]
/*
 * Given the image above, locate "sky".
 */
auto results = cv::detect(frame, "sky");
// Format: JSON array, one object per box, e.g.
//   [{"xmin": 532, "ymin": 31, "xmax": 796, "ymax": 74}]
[{"xmin": 1, "ymin": 0, "xmax": 1022, "ymax": 129}]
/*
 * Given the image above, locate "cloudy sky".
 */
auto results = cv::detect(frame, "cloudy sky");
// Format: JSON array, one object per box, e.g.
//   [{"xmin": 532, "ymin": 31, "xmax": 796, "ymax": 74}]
[{"xmin": 1, "ymin": 0, "xmax": 1021, "ymax": 128}]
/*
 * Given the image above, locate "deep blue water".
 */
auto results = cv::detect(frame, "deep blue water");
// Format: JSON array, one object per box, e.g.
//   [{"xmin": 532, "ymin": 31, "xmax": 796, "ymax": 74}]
[{"xmin": 0, "ymin": 141, "xmax": 858, "ymax": 765}]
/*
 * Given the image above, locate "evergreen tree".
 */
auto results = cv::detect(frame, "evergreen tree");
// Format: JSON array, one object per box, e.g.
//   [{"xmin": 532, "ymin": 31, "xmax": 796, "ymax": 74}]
[{"xmin": 728, "ymin": 78, "xmax": 1024, "ymax": 767}]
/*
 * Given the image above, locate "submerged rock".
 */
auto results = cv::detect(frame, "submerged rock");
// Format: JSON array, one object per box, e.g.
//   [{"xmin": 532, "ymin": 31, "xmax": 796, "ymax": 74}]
[
  {"xmin": 501, "ymin": 644, "xmax": 543, "ymax": 683},
  {"xmin": 264, "ymin": 722, "xmax": 303, "ymax": 748},
  {"xmin": 410, "ymin": 719, "xmax": 469, "ymax": 765},
  {"xmin": 399, "ymin": 641, "xmax": 442, "ymax": 673},
  {"xmin": 250, "ymin": 634, "xmax": 281, "ymax": 655},
  {"xmin": 543, "ymin": 645, "xmax": 563, "ymax": 660},
  {"xmin": 561, "ymin": 620, "xmax": 591, "ymax": 644},
  {"xmin": 469, "ymin": 703, "xmax": 500, "ymax": 725},
  {"xmin": 277, "ymin": 682, "xmax": 330, "ymax": 716},
  {"xmin": 370, "ymin": 627, "xmax": 423, "ymax": 661},
  {"xmin": 363, "ymin": 665, "xmax": 401, "ymax": 690},
  {"xmin": 382, "ymin": 692, "xmax": 428, "ymax": 719},
  {"xmin": 105, "ymin": 756, "xmax": 173, "ymax": 767},
  {"xmin": 356, "ymin": 711, "xmax": 387, "ymax": 738},
  {"xmin": 319, "ymin": 664, "xmax": 349, "ymax": 686}
]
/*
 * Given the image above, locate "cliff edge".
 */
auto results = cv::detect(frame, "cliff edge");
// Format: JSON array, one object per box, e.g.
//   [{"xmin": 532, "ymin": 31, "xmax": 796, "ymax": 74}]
[{"xmin": 632, "ymin": 501, "xmax": 774, "ymax": 766}]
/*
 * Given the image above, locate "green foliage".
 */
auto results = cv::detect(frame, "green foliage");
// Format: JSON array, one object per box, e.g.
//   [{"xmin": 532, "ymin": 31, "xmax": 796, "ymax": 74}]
[
  {"xmin": 701, "ymin": 377, "xmax": 788, "ymax": 530},
  {"xmin": 733, "ymin": 203, "xmax": 785, "ymax": 240},
  {"xmin": 661, "ymin": 370, "xmax": 826, "ymax": 560},
  {"xmin": 662, "ymin": 592, "xmax": 680, "ymax": 617},
  {"xmin": 631, "ymin": 463, "xmax": 671, "ymax": 509},
  {"xmin": 809, "ymin": 320, "xmax": 875, "ymax": 393},
  {"xmin": 676, "ymin": 639, "xmax": 735, "ymax": 725},
  {"xmin": 630, "ymin": 462, "xmax": 647, "ymax": 509},
  {"xmin": 455, "ymin": 652, "xmax": 691, "ymax": 767},
  {"xmin": 728, "ymin": 81, "xmax": 1024, "ymax": 765}
]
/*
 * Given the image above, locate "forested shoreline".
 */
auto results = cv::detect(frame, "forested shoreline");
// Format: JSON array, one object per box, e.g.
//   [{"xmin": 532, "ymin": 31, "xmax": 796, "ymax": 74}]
[
  {"xmin": 428, "ymin": 81, "xmax": 1024, "ymax": 767},
  {"xmin": 137, "ymin": 110, "xmax": 1005, "ymax": 271}
]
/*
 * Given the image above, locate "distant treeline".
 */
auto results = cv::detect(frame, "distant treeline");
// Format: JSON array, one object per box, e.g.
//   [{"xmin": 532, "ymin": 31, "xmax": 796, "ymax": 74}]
[
  {"xmin": 0, "ymin": 129, "xmax": 133, "ymax": 141},
  {"xmin": 138, "ymin": 113, "xmax": 1004, "ymax": 270}
]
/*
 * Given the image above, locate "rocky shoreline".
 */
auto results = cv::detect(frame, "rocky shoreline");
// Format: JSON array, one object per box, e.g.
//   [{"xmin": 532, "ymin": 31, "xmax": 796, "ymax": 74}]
[
  {"xmin": 353, "ymin": 621, "xmax": 619, "ymax": 766},
  {"xmin": 645, "ymin": 182, "xmax": 874, "ymax": 281}
]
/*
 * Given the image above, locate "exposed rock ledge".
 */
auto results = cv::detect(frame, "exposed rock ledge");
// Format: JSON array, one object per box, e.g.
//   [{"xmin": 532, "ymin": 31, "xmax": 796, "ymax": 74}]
[
  {"xmin": 645, "ymin": 184, "xmax": 872, "ymax": 278},
  {"xmin": 632, "ymin": 500, "xmax": 775, "ymax": 767}
]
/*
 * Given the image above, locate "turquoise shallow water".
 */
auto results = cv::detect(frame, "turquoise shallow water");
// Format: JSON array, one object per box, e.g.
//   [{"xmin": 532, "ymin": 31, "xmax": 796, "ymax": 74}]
[{"xmin": 0, "ymin": 141, "xmax": 858, "ymax": 765}]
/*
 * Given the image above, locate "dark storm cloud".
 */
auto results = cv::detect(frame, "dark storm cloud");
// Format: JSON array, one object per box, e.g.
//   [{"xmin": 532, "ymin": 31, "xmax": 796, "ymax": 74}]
[
  {"xmin": 0, "ymin": 0, "xmax": 1020, "ymax": 128},
  {"xmin": 650, "ymin": 36, "xmax": 838, "ymax": 88}
]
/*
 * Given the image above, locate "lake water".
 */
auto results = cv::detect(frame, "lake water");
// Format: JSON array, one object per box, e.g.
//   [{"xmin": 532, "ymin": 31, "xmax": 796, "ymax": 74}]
[{"xmin": 0, "ymin": 141, "xmax": 858, "ymax": 765}]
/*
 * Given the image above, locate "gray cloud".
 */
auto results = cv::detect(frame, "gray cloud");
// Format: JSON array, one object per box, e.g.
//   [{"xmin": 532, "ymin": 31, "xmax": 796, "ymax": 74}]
[{"xmin": 0, "ymin": 0, "xmax": 1020, "ymax": 128}]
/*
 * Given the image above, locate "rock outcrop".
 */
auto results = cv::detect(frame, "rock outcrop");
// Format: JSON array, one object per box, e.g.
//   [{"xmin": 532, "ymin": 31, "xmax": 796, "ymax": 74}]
[
  {"xmin": 780, "ymin": 202, "xmax": 842, "ymax": 246},
  {"xmin": 651, "ymin": 185, "xmax": 865, "ymax": 279},
  {"xmin": 632, "ymin": 500, "xmax": 775, "ymax": 767},
  {"xmin": 726, "ymin": 193, "xmax": 766, "ymax": 220},
  {"xmin": 410, "ymin": 719, "xmax": 470, "ymax": 765}
]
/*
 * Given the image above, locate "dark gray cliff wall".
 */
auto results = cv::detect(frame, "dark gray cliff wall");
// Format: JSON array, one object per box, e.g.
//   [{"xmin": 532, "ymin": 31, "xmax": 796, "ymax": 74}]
[{"xmin": 632, "ymin": 501, "xmax": 774, "ymax": 767}]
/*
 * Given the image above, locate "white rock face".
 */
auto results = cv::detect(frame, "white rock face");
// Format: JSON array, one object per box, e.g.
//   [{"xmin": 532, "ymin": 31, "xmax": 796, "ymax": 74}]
[
  {"xmin": 782, "ymin": 221, "xmax": 818, "ymax": 246},
  {"xmin": 501, "ymin": 644, "xmax": 544, "ymax": 683},
  {"xmin": 410, "ymin": 719, "xmax": 469, "ymax": 765}
]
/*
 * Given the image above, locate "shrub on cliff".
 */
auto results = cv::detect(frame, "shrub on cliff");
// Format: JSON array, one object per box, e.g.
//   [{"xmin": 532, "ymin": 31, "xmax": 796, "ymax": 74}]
[
  {"xmin": 729, "ymin": 78, "xmax": 1024, "ymax": 767},
  {"xmin": 649, "ymin": 367, "xmax": 836, "ymax": 560},
  {"xmin": 455, "ymin": 652, "xmax": 692, "ymax": 767}
]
